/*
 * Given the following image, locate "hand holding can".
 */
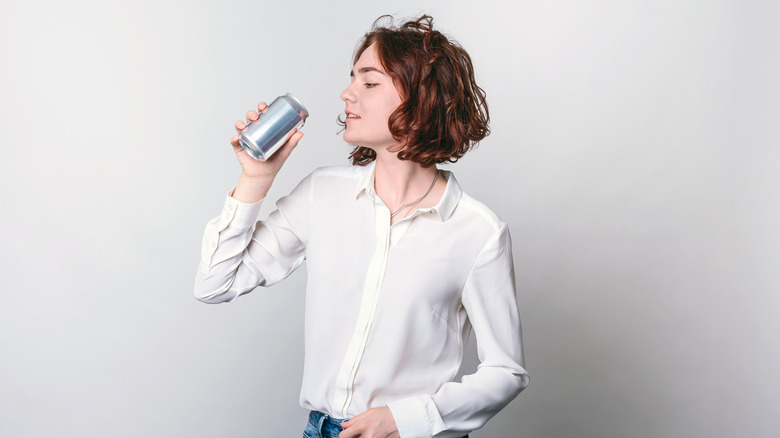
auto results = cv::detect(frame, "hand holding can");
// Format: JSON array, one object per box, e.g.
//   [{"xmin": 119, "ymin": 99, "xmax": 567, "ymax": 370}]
[{"xmin": 238, "ymin": 93, "xmax": 309, "ymax": 161}]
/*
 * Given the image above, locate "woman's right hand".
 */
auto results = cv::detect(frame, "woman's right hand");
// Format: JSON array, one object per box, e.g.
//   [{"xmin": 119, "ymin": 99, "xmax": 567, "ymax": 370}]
[{"xmin": 229, "ymin": 101, "xmax": 305, "ymax": 203}]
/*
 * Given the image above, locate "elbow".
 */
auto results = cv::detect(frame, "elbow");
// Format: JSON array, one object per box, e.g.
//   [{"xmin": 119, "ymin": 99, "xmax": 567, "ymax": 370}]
[
  {"xmin": 516, "ymin": 369, "xmax": 530, "ymax": 394},
  {"xmin": 193, "ymin": 289, "xmax": 231, "ymax": 304},
  {"xmin": 193, "ymin": 268, "xmax": 238, "ymax": 304},
  {"xmin": 506, "ymin": 363, "xmax": 529, "ymax": 399},
  {"xmin": 193, "ymin": 286, "xmax": 234, "ymax": 305},
  {"xmin": 495, "ymin": 363, "xmax": 529, "ymax": 398}
]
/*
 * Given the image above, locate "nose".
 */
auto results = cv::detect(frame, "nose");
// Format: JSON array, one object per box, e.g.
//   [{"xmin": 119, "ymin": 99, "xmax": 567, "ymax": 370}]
[{"xmin": 340, "ymin": 82, "xmax": 355, "ymax": 103}]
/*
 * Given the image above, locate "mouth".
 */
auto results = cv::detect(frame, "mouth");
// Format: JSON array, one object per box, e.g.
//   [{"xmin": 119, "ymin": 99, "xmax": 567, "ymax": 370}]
[{"xmin": 345, "ymin": 112, "xmax": 361, "ymax": 121}]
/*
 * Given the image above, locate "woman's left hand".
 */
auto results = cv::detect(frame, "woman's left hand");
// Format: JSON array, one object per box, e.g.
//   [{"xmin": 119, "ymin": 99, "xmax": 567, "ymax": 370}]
[{"xmin": 339, "ymin": 406, "xmax": 400, "ymax": 438}]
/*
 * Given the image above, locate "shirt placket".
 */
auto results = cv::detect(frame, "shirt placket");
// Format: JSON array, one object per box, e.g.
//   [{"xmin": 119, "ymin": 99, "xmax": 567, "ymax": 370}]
[{"xmin": 332, "ymin": 198, "xmax": 393, "ymax": 417}]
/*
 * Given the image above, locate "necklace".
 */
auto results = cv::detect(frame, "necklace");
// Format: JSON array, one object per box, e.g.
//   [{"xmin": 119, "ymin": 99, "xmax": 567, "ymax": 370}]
[{"xmin": 389, "ymin": 170, "xmax": 439, "ymax": 219}]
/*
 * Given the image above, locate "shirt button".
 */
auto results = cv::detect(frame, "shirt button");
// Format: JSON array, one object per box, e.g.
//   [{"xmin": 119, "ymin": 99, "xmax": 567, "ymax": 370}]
[{"xmin": 211, "ymin": 241, "xmax": 217, "ymax": 248}]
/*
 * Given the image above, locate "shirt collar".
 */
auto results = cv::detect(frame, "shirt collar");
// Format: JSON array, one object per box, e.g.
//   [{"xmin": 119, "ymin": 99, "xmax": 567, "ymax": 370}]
[
  {"xmin": 355, "ymin": 160, "xmax": 377, "ymax": 198},
  {"xmin": 434, "ymin": 170, "xmax": 462, "ymax": 222},
  {"xmin": 355, "ymin": 161, "xmax": 463, "ymax": 222}
]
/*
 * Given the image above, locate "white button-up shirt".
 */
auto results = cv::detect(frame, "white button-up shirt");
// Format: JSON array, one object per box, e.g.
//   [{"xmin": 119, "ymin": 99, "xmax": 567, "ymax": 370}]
[{"xmin": 194, "ymin": 163, "xmax": 528, "ymax": 438}]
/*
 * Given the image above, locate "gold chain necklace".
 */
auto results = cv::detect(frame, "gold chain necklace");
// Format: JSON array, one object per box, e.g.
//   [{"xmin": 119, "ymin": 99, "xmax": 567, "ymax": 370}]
[{"xmin": 389, "ymin": 170, "xmax": 439, "ymax": 219}]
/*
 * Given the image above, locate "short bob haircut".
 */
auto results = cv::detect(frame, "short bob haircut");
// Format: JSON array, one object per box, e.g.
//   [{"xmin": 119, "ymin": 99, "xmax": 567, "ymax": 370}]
[{"xmin": 343, "ymin": 15, "xmax": 490, "ymax": 167}]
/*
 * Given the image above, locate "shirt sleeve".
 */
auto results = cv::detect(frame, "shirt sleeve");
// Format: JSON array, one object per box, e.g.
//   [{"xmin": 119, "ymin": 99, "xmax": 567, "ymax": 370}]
[
  {"xmin": 387, "ymin": 224, "xmax": 529, "ymax": 438},
  {"xmin": 193, "ymin": 172, "xmax": 314, "ymax": 304}
]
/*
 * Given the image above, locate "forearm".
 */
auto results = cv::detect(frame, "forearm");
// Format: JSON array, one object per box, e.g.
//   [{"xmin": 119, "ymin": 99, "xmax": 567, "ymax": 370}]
[
  {"xmin": 194, "ymin": 195, "xmax": 266, "ymax": 303},
  {"xmin": 232, "ymin": 172, "xmax": 275, "ymax": 204},
  {"xmin": 194, "ymin": 175, "xmax": 312, "ymax": 303},
  {"xmin": 388, "ymin": 363, "xmax": 528, "ymax": 438}
]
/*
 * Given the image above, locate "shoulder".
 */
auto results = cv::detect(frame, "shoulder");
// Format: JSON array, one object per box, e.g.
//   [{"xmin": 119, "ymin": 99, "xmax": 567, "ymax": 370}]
[
  {"xmin": 308, "ymin": 165, "xmax": 368, "ymax": 192},
  {"xmin": 287, "ymin": 164, "xmax": 369, "ymax": 202},
  {"xmin": 308, "ymin": 164, "xmax": 367, "ymax": 181},
  {"xmin": 441, "ymin": 173, "xmax": 512, "ymax": 255},
  {"xmin": 288, "ymin": 165, "xmax": 366, "ymax": 191},
  {"xmin": 445, "ymin": 183, "xmax": 514, "ymax": 273},
  {"xmin": 454, "ymin": 190, "xmax": 509, "ymax": 234}
]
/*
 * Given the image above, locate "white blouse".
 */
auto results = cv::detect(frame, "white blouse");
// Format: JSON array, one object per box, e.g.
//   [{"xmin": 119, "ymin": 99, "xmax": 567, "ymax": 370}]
[{"xmin": 194, "ymin": 162, "xmax": 528, "ymax": 438}]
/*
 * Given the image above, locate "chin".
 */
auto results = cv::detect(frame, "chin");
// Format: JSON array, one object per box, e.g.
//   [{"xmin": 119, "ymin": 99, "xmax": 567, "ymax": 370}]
[
  {"xmin": 343, "ymin": 133, "xmax": 369, "ymax": 149},
  {"xmin": 342, "ymin": 132, "xmax": 357, "ymax": 146}
]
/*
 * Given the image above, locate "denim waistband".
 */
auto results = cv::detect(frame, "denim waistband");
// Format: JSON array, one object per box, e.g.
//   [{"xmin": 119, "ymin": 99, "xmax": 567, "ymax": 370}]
[{"xmin": 308, "ymin": 410, "xmax": 349, "ymax": 438}]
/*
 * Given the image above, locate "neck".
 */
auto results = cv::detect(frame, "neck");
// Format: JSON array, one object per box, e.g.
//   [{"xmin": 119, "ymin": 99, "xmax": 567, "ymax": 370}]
[
  {"xmin": 373, "ymin": 153, "xmax": 436, "ymax": 204},
  {"xmin": 371, "ymin": 149, "xmax": 445, "ymax": 225}
]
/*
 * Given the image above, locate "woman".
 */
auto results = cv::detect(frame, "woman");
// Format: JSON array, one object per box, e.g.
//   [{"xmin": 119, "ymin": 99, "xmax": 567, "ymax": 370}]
[{"xmin": 195, "ymin": 15, "xmax": 528, "ymax": 438}]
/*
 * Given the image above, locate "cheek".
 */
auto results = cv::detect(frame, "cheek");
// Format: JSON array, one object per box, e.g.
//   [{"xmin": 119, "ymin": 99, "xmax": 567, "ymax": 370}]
[
  {"xmin": 377, "ymin": 107, "xmax": 394, "ymax": 131},
  {"xmin": 379, "ymin": 98, "xmax": 398, "ymax": 120},
  {"xmin": 383, "ymin": 93, "xmax": 402, "ymax": 120}
]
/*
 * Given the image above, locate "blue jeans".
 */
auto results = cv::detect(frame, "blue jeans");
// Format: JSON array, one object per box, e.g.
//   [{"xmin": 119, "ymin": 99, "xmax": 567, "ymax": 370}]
[
  {"xmin": 302, "ymin": 410, "xmax": 469, "ymax": 438},
  {"xmin": 303, "ymin": 411, "xmax": 347, "ymax": 438}
]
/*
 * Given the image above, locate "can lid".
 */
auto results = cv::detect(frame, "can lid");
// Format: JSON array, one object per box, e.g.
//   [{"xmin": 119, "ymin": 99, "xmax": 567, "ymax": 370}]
[{"xmin": 282, "ymin": 93, "xmax": 309, "ymax": 119}]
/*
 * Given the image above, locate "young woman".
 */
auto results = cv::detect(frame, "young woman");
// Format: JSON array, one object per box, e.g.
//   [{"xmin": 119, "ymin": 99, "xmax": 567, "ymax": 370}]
[{"xmin": 194, "ymin": 15, "xmax": 528, "ymax": 438}]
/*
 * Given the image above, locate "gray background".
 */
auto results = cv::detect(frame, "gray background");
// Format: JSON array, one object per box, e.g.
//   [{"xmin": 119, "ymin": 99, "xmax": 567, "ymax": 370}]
[{"xmin": 1, "ymin": 0, "xmax": 778, "ymax": 437}]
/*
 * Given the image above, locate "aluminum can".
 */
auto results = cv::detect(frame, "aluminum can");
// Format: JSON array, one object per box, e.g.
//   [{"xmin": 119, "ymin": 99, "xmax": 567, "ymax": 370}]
[{"xmin": 238, "ymin": 93, "xmax": 309, "ymax": 161}]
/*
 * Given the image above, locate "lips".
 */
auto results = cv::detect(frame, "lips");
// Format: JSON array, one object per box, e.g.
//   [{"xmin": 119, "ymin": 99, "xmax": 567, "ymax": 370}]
[{"xmin": 345, "ymin": 111, "xmax": 360, "ymax": 120}]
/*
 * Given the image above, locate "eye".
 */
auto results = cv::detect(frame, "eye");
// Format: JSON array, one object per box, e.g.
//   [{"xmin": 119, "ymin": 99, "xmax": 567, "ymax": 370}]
[{"xmin": 364, "ymin": 83, "xmax": 378, "ymax": 88}]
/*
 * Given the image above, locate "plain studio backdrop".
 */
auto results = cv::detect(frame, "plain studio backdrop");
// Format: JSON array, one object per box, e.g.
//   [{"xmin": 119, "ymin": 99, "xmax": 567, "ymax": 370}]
[{"xmin": 1, "ymin": 0, "xmax": 778, "ymax": 437}]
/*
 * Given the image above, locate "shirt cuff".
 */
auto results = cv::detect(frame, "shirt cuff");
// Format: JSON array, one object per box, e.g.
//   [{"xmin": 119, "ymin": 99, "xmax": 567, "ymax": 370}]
[
  {"xmin": 387, "ymin": 396, "xmax": 433, "ymax": 438},
  {"xmin": 220, "ymin": 190, "xmax": 264, "ymax": 230}
]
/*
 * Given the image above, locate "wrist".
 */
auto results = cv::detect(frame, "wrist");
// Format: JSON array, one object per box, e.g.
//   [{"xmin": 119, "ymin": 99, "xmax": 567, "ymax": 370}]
[{"xmin": 233, "ymin": 172, "xmax": 274, "ymax": 203}]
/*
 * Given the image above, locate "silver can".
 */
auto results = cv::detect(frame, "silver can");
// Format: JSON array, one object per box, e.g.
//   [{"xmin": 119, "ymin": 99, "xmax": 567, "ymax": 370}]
[{"xmin": 238, "ymin": 93, "xmax": 309, "ymax": 161}]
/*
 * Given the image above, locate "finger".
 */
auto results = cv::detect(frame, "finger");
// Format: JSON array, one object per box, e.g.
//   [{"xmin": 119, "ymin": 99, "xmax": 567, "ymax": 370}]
[
  {"xmin": 257, "ymin": 102, "xmax": 269, "ymax": 113},
  {"xmin": 340, "ymin": 410, "xmax": 365, "ymax": 429},
  {"xmin": 286, "ymin": 130, "xmax": 304, "ymax": 149},
  {"xmin": 234, "ymin": 122, "xmax": 248, "ymax": 133},
  {"xmin": 230, "ymin": 134, "xmax": 241, "ymax": 148},
  {"xmin": 268, "ymin": 131, "xmax": 303, "ymax": 163},
  {"xmin": 338, "ymin": 426, "xmax": 357, "ymax": 438},
  {"xmin": 246, "ymin": 110, "xmax": 259, "ymax": 123}
]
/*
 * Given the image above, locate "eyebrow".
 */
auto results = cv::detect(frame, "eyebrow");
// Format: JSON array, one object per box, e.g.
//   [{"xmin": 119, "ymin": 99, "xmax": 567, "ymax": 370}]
[{"xmin": 350, "ymin": 66, "xmax": 387, "ymax": 77}]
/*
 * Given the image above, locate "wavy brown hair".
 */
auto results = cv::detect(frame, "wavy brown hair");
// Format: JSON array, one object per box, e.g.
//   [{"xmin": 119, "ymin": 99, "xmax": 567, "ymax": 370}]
[{"xmin": 342, "ymin": 15, "xmax": 490, "ymax": 167}]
